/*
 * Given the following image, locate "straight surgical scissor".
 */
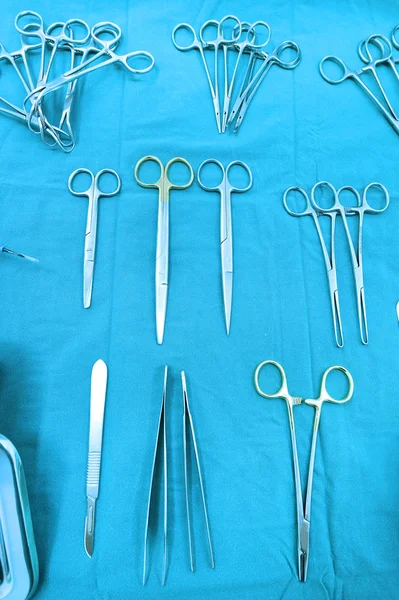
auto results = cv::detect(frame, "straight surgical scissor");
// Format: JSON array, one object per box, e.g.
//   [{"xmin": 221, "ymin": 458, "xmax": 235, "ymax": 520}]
[
  {"xmin": 135, "ymin": 156, "xmax": 194, "ymax": 344},
  {"xmin": 68, "ymin": 168, "xmax": 121, "ymax": 308},
  {"xmin": 198, "ymin": 159, "xmax": 252, "ymax": 334},
  {"xmin": 228, "ymin": 40, "xmax": 302, "ymax": 131},
  {"xmin": 254, "ymin": 360, "xmax": 354, "ymax": 581}
]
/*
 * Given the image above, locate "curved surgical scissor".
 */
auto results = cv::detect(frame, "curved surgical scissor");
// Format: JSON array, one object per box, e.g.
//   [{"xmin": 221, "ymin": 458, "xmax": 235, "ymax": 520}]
[
  {"xmin": 68, "ymin": 168, "xmax": 121, "ymax": 308},
  {"xmin": 135, "ymin": 156, "xmax": 194, "ymax": 345},
  {"xmin": 254, "ymin": 360, "xmax": 354, "ymax": 582},
  {"xmin": 198, "ymin": 159, "xmax": 252, "ymax": 335}
]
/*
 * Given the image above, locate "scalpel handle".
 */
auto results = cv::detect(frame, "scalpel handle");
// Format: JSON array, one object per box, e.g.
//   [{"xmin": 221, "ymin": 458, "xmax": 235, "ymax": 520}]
[{"xmin": 86, "ymin": 359, "xmax": 108, "ymax": 499}]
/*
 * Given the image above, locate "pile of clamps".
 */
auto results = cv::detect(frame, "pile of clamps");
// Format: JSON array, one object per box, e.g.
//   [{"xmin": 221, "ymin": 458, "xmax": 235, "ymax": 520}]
[
  {"xmin": 172, "ymin": 15, "xmax": 301, "ymax": 133},
  {"xmin": 320, "ymin": 26, "xmax": 399, "ymax": 134},
  {"xmin": 0, "ymin": 11, "xmax": 155, "ymax": 151}
]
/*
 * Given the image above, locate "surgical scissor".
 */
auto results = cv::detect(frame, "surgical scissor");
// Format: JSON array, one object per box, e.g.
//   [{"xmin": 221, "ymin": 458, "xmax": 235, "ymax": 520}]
[
  {"xmin": 221, "ymin": 20, "xmax": 271, "ymax": 132},
  {"xmin": 198, "ymin": 159, "xmax": 252, "ymax": 334},
  {"xmin": 135, "ymin": 156, "xmax": 194, "ymax": 344},
  {"xmin": 254, "ymin": 360, "xmax": 354, "ymax": 581},
  {"xmin": 228, "ymin": 40, "xmax": 302, "ymax": 131},
  {"xmin": 319, "ymin": 44, "xmax": 399, "ymax": 134},
  {"xmin": 68, "ymin": 168, "xmax": 121, "ymax": 309}
]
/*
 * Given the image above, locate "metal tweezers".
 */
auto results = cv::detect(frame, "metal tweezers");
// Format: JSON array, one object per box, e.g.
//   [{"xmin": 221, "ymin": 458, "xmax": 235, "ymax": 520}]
[{"xmin": 143, "ymin": 368, "xmax": 214, "ymax": 585}]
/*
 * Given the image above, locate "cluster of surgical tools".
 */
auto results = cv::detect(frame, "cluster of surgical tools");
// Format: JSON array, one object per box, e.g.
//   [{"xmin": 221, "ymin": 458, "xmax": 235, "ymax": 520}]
[
  {"xmin": 254, "ymin": 360, "xmax": 354, "ymax": 581},
  {"xmin": 0, "ymin": 11, "xmax": 154, "ymax": 151},
  {"xmin": 82, "ymin": 361, "xmax": 213, "ymax": 585},
  {"xmin": 283, "ymin": 181, "xmax": 389, "ymax": 347},
  {"xmin": 135, "ymin": 156, "xmax": 253, "ymax": 342},
  {"xmin": 320, "ymin": 26, "xmax": 399, "ymax": 134},
  {"xmin": 144, "ymin": 367, "xmax": 214, "ymax": 585},
  {"xmin": 172, "ymin": 16, "xmax": 301, "ymax": 133}
]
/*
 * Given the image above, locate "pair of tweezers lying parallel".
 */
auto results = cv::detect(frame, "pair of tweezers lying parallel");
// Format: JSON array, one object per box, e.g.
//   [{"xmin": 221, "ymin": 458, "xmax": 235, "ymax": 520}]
[{"xmin": 143, "ymin": 367, "xmax": 214, "ymax": 585}]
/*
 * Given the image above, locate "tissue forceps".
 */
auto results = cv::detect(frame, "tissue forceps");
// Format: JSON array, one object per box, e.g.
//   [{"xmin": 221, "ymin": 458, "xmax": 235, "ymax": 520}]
[
  {"xmin": 135, "ymin": 156, "xmax": 194, "ymax": 344},
  {"xmin": 68, "ymin": 168, "xmax": 121, "ymax": 308},
  {"xmin": 319, "ymin": 50, "xmax": 399, "ymax": 134},
  {"xmin": 197, "ymin": 159, "xmax": 252, "ymax": 334},
  {"xmin": 221, "ymin": 20, "xmax": 271, "ymax": 132},
  {"xmin": 228, "ymin": 41, "xmax": 301, "ymax": 131},
  {"xmin": 254, "ymin": 360, "xmax": 354, "ymax": 581},
  {"xmin": 143, "ymin": 366, "xmax": 168, "ymax": 585},
  {"xmin": 182, "ymin": 371, "xmax": 214, "ymax": 573},
  {"xmin": 84, "ymin": 359, "xmax": 108, "ymax": 558}
]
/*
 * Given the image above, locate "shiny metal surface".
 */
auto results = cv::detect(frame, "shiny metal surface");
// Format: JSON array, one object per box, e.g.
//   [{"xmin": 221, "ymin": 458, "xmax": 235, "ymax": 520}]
[
  {"xmin": 0, "ymin": 434, "xmax": 39, "ymax": 599},
  {"xmin": 84, "ymin": 359, "xmax": 108, "ymax": 558},
  {"xmin": 254, "ymin": 360, "xmax": 354, "ymax": 581},
  {"xmin": 197, "ymin": 159, "xmax": 252, "ymax": 335},
  {"xmin": 135, "ymin": 157, "xmax": 194, "ymax": 344},
  {"xmin": 68, "ymin": 168, "xmax": 121, "ymax": 309}
]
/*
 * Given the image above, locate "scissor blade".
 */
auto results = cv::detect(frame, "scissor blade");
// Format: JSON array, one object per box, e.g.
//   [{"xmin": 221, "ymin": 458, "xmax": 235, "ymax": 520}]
[
  {"xmin": 84, "ymin": 259, "xmax": 94, "ymax": 308},
  {"xmin": 156, "ymin": 276, "xmax": 168, "ymax": 345},
  {"xmin": 222, "ymin": 268, "xmax": 232, "ymax": 335},
  {"xmin": 396, "ymin": 301, "xmax": 399, "ymax": 324}
]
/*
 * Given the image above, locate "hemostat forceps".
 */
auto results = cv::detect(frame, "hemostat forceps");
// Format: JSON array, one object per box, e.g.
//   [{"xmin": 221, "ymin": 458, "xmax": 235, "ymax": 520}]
[{"xmin": 254, "ymin": 360, "xmax": 354, "ymax": 581}]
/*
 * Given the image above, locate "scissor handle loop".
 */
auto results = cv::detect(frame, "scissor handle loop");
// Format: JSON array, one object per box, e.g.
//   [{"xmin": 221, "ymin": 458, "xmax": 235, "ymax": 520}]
[
  {"xmin": 362, "ymin": 182, "xmax": 390, "ymax": 213},
  {"xmin": 254, "ymin": 360, "xmax": 290, "ymax": 400},
  {"xmin": 337, "ymin": 185, "xmax": 362, "ymax": 212},
  {"xmin": 311, "ymin": 365, "xmax": 354, "ymax": 405},
  {"xmin": 199, "ymin": 19, "xmax": 220, "ymax": 46},
  {"xmin": 197, "ymin": 158, "xmax": 225, "ymax": 191},
  {"xmin": 68, "ymin": 168, "xmax": 95, "ymax": 196},
  {"xmin": 91, "ymin": 21, "xmax": 122, "ymax": 48},
  {"xmin": 118, "ymin": 50, "xmax": 155, "ymax": 74},
  {"xmin": 218, "ymin": 15, "xmax": 242, "ymax": 43},
  {"xmin": 226, "ymin": 160, "xmax": 253, "ymax": 192},
  {"xmin": 247, "ymin": 21, "xmax": 271, "ymax": 49},
  {"xmin": 95, "ymin": 169, "xmax": 121, "ymax": 196},
  {"xmin": 319, "ymin": 55, "xmax": 351, "ymax": 84},
  {"xmin": 164, "ymin": 157, "xmax": 194, "ymax": 190},
  {"xmin": 15, "ymin": 10, "xmax": 43, "ymax": 36},
  {"xmin": 135, "ymin": 155, "xmax": 163, "ymax": 188},
  {"xmin": 233, "ymin": 21, "xmax": 255, "ymax": 49},
  {"xmin": 272, "ymin": 40, "xmax": 301, "ymax": 69},
  {"xmin": 311, "ymin": 180, "xmax": 340, "ymax": 213},
  {"xmin": 392, "ymin": 25, "xmax": 399, "ymax": 50},
  {"xmin": 61, "ymin": 18, "xmax": 91, "ymax": 44},
  {"xmin": 283, "ymin": 186, "xmax": 313, "ymax": 217},
  {"xmin": 172, "ymin": 23, "xmax": 201, "ymax": 51},
  {"xmin": 358, "ymin": 34, "xmax": 392, "ymax": 64}
]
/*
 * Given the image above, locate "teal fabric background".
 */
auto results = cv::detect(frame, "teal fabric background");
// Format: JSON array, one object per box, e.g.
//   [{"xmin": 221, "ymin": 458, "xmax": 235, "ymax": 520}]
[{"xmin": 0, "ymin": 0, "xmax": 398, "ymax": 598}]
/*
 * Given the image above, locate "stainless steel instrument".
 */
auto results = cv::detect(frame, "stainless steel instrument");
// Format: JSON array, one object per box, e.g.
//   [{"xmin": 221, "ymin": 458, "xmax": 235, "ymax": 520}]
[{"xmin": 0, "ymin": 434, "xmax": 39, "ymax": 599}]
